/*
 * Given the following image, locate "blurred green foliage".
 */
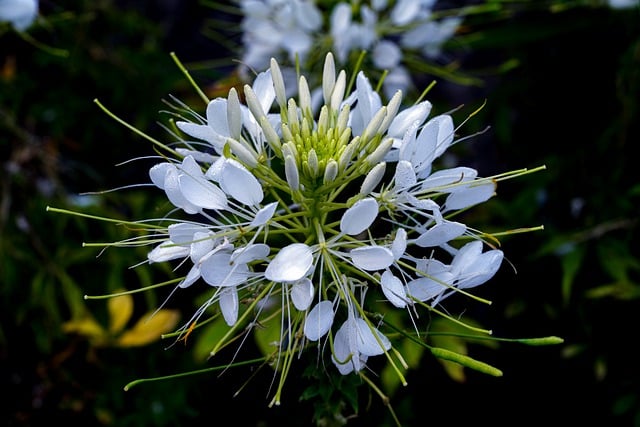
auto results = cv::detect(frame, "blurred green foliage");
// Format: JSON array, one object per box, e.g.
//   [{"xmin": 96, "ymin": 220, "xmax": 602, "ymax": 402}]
[{"xmin": 1, "ymin": 1, "xmax": 639, "ymax": 426}]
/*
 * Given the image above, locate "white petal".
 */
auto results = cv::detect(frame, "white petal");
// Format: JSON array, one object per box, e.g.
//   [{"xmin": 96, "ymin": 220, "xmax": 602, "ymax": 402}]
[
  {"xmin": 175, "ymin": 121, "xmax": 219, "ymax": 148},
  {"xmin": 252, "ymin": 69, "xmax": 276, "ymax": 114},
  {"xmin": 149, "ymin": 162, "xmax": 173, "ymax": 189},
  {"xmin": 332, "ymin": 320, "xmax": 357, "ymax": 375},
  {"xmin": 251, "ymin": 201, "xmax": 278, "ymax": 227},
  {"xmin": 387, "ymin": 100, "xmax": 431, "ymax": 139},
  {"xmin": 291, "ymin": 278, "xmax": 314, "ymax": 311},
  {"xmin": 444, "ymin": 180, "xmax": 496, "ymax": 211},
  {"xmin": 355, "ymin": 317, "xmax": 391, "ymax": 356},
  {"xmin": 304, "ymin": 300, "xmax": 334, "ymax": 341},
  {"xmin": 231, "ymin": 243, "xmax": 270, "ymax": 264},
  {"xmin": 451, "ymin": 241, "xmax": 483, "ymax": 277},
  {"xmin": 406, "ymin": 272, "xmax": 453, "ymax": 302},
  {"xmin": 391, "ymin": 0, "xmax": 420, "ymax": 25},
  {"xmin": 219, "ymin": 287, "xmax": 239, "ymax": 326},
  {"xmin": 331, "ymin": 317, "xmax": 366, "ymax": 375},
  {"xmin": 420, "ymin": 166, "xmax": 477, "ymax": 192},
  {"xmin": 179, "ymin": 175, "xmax": 228, "ymax": 211},
  {"xmin": 295, "ymin": 0, "xmax": 322, "ymax": 30},
  {"xmin": 163, "ymin": 166, "xmax": 200, "ymax": 214},
  {"xmin": 200, "ymin": 251, "xmax": 249, "ymax": 287},
  {"xmin": 179, "ymin": 156, "xmax": 228, "ymax": 211},
  {"xmin": 340, "ymin": 197, "xmax": 379, "ymax": 235},
  {"xmin": 394, "ymin": 160, "xmax": 417, "ymax": 190},
  {"xmin": 179, "ymin": 264, "xmax": 201, "ymax": 288},
  {"xmin": 350, "ymin": 246, "xmax": 394, "ymax": 271},
  {"xmin": 168, "ymin": 223, "xmax": 207, "ymax": 245},
  {"xmin": 381, "ymin": 270, "xmax": 407, "ymax": 308},
  {"xmin": 372, "ymin": 40, "xmax": 401, "ymax": 69},
  {"xmin": 429, "ymin": 114, "xmax": 455, "ymax": 159},
  {"xmin": 401, "ymin": 123, "xmax": 435, "ymax": 175},
  {"xmin": 391, "ymin": 228, "xmax": 407, "ymax": 260},
  {"xmin": 456, "ymin": 249, "xmax": 504, "ymax": 289},
  {"xmin": 147, "ymin": 243, "xmax": 189, "ymax": 263},
  {"xmin": 175, "ymin": 148, "xmax": 217, "ymax": 164},
  {"xmin": 264, "ymin": 243, "xmax": 313, "ymax": 282},
  {"xmin": 284, "ymin": 154, "xmax": 299, "ymax": 191},
  {"xmin": 218, "ymin": 159, "xmax": 264, "ymax": 206},
  {"xmin": 413, "ymin": 221, "xmax": 467, "ymax": 247},
  {"xmin": 190, "ymin": 231, "xmax": 216, "ymax": 262},
  {"xmin": 205, "ymin": 157, "xmax": 225, "ymax": 182},
  {"xmin": 205, "ymin": 98, "xmax": 231, "ymax": 138}
]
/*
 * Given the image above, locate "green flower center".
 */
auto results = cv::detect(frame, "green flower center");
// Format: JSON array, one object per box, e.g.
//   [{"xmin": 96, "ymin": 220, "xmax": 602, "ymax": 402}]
[{"xmin": 283, "ymin": 103, "xmax": 352, "ymax": 188}]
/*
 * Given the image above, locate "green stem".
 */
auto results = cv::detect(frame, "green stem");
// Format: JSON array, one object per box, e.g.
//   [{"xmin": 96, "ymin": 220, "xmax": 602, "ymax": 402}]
[
  {"xmin": 170, "ymin": 52, "xmax": 210, "ymax": 105},
  {"xmin": 123, "ymin": 357, "xmax": 266, "ymax": 391}
]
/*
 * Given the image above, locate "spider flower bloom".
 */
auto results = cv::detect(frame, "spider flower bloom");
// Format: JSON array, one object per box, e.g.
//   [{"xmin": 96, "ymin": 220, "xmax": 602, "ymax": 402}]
[{"xmin": 74, "ymin": 52, "xmax": 542, "ymax": 407}]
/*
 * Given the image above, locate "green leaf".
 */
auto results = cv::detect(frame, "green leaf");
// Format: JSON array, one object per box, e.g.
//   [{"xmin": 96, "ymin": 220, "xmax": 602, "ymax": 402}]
[
  {"xmin": 254, "ymin": 316, "xmax": 283, "ymax": 363},
  {"xmin": 192, "ymin": 317, "xmax": 229, "ymax": 363}
]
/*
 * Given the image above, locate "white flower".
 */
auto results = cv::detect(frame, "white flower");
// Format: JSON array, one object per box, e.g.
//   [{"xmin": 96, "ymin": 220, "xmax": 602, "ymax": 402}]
[
  {"xmin": 73, "ymin": 51, "xmax": 540, "ymax": 408},
  {"xmin": 235, "ymin": 0, "xmax": 464, "ymax": 101},
  {"xmin": 0, "ymin": 0, "xmax": 37, "ymax": 31},
  {"xmin": 401, "ymin": 16, "xmax": 462, "ymax": 59},
  {"xmin": 240, "ymin": 0, "xmax": 322, "ymax": 70},
  {"xmin": 607, "ymin": 0, "xmax": 639, "ymax": 9},
  {"xmin": 144, "ymin": 53, "xmax": 510, "ymax": 376},
  {"xmin": 332, "ymin": 310, "xmax": 391, "ymax": 374}
]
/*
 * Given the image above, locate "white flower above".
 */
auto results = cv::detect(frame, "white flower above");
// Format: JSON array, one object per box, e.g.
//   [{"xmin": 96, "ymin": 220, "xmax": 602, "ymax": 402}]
[{"xmin": 237, "ymin": 0, "xmax": 467, "ymax": 100}]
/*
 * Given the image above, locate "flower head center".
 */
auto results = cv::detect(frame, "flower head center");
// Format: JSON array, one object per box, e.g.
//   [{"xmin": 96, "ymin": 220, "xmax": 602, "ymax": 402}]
[{"xmin": 281, "ymin": 100, "xmax": 352, "ymax": 190}]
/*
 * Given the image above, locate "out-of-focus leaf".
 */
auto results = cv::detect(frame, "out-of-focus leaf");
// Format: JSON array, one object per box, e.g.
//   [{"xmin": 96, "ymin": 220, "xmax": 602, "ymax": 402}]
[
  {"xmin": 108, "ymin": 293, "xmax": 133, "ymax": 334},
  {"xmin": 585, "ymin": 281, "xmax": 640, "ymax": 300},
  {"xmin": 381, "ymin": 336, "xmax": 425, "ymax": 395},
  {"xmin": 597, "ymin": 239, "xmax": 640, "ymax": 283},
  {"xmin": 62, "ymin": 315, "xmax": 105, "ymax": 342},
  {"xmin": 254, "ymin": 315, "xmax": 283, "ymax": 365},
  {"xmin": 192, "ymin": 317, "xmax": 229, "ymax": 363},
  {"xmin": 116, "ymin": 309, "xmax": 180, "ymax": 347},
  {"xmin": 560, "ymin": 244, "xmax": 586, "ymax": 304}
]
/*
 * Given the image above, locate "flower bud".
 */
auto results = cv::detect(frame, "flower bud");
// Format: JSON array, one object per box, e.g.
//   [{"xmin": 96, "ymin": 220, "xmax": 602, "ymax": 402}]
[
  {"xmin": 285, "ymin": 154, "xmax": 300, "ymax": 190},
  {"xmin": 360, "ymin": 162, "xmax": 386, "ymax": 196}
]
